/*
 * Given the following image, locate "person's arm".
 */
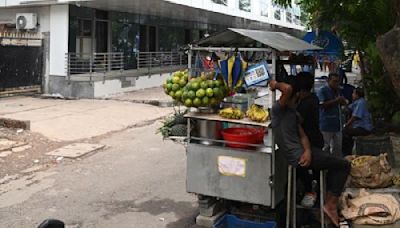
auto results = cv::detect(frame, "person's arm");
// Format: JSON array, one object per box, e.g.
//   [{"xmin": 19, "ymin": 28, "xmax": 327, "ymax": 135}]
[
  {"xmin": 344, "ymin": 101, "xmax": 363, "ymax": 128},
  {"xmin": 298, "ymin": 125, "xmax": 312, "ymax": 167},
  {"xmin": 344, "ymin": 116, "xmax": 358, "ymax": 129},
  {"xmin": 320, "ymin": 96, "xmax": 347, "ymax": 109},
  {"xmin": 269, "ymin": 80, "xmax": 292, "ymax": 108}
]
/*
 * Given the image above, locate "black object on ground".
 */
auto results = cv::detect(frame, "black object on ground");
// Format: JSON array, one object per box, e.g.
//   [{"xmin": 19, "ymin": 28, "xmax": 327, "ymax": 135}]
[{"xmin": 38, "ymin": 219, "xmax": 65, "ymax": 228}]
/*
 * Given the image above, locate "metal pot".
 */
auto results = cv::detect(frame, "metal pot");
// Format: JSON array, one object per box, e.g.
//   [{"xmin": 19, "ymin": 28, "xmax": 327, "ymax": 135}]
[{"xmin": 193, "ymin": 120, "xmax": 222, "ymax": 145}]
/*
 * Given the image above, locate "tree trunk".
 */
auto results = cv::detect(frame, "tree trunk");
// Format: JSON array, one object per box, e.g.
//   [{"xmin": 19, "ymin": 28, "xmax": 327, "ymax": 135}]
[{"xmin": 376, "ymin": 0, "xmax": 400, "ymax": 98}]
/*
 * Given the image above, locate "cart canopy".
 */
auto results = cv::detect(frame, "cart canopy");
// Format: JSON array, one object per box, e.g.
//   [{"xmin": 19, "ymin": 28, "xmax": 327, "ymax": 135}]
[{"xmin": 195, "ymin": 28, "xmax": 322, "ymax": 52}]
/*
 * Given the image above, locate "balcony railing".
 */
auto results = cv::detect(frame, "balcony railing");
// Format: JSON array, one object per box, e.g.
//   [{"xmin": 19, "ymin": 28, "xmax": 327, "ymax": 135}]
[
  {"xmin": 65, "ymin": 51, "xmax": 188, "ymax": 82},
  {"xmin": 66, "ymin": 52, "xmax": 124, "ymax": 79},
  {"xmin": 137, "ymin": 51, "xmax": 187, "ymax": 69}
]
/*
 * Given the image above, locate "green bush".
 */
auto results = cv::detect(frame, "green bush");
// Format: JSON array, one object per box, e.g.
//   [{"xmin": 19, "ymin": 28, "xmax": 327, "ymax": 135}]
[{"xmin": 393, "ymin": 111, "xmax": 400, "ymax": 126}]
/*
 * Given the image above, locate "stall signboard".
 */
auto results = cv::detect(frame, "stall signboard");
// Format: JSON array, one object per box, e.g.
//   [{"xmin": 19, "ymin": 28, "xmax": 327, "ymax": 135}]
[
  {"xmin": 218, "ymin": 156, "xmax": 247, "ymax": 177},
  {"xmin": 244, "ymin": 61, "xmax": 270, "ymax": 87}
]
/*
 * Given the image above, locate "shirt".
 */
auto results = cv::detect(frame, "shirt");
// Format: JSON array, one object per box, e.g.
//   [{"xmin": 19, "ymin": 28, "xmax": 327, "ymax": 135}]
[
  {"xmin": 349, "ymin": 98, "xmax": 373, "ymax": 131},
  {"xmin": 271, "ymin": 102, "xmax": 303, "ymax": 166},
  {"xmin": 297, "ymin": 93, "xmax": 324, "ymax": 149},
  {"xmin": 317, "ymin": 85, "xmax": 342, "ymax": 132}
]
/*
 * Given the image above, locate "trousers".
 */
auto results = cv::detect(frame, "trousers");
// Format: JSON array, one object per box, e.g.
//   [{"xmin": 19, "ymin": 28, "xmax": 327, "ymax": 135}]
[
  {"xmin": 299, "ymin": 147, "xmax": 351, "ymax": 197},
  {"xmin": 342, "ymin": 127, "xmax": 371, "ymax": 156},
  {"xmin": 322, "ymin": 131, "xmax": 343, "ymax": 157}
]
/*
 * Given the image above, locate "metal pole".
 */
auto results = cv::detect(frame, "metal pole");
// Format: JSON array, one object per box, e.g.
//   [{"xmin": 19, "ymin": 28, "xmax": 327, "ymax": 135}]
[
  {"xmin": 108, "ymin": 53, "xmax": 111, "ymax": 72},
  {"xmin": 190, "ymin": 47, "xmax": 271, "ymax": 52},
  {"xmin": 188, "ymin": 45, "xmax": 192, "ymax": 80},
  {"xmin": 89, "ymin": 54, "xmax": 93, "ymax": 83},
  {"xmin": 271, "ymin": 50, "xmax": 277, "ymax": 208},
  {"xmin": 67, "ymin": 53, "xmax": 71, "ymax": 82},
  {"xmin": 150, "ymin": 52, "xmax": 152, "ymax": 69},
  {"xmin": 271, "ymin": 50, "xmax": 277, "ymax": 100},
  {"xmin": 137, "ymin": 52, "xmax": 140, "ymax": 69},
  {"xmin": 286, "ymin": 165, "xmax": 292, "ymax": 228},
  {"xmin": 292, "ymin": 167, "xmax": 296, "ymax": 228},
  {"xmin": 320, "ymin": 171, "xmax": 325, "ymax": 228},
  {"xmin": 120, "ymin": 53, "xmax": 124, "ymax": 73}
]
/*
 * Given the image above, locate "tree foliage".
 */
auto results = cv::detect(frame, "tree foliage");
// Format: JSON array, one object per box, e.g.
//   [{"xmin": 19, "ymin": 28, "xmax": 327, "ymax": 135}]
[
  {"xmin": 274, "ymin": 0, "xmax": 395, "ymax": 50},
  {"xmin": 274, "ymin": 0, "xmax": 400, "ymax": 122}
]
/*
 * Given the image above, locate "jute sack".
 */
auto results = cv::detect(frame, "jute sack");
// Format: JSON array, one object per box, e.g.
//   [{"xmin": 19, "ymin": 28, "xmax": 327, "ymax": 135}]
[
  {"xmin": 341, "ymin": 189, "xmax": 400, "ymax": 225},
  {"xmin": 346, "ymin": 154, "xmax": 393, "ymax": 188}
]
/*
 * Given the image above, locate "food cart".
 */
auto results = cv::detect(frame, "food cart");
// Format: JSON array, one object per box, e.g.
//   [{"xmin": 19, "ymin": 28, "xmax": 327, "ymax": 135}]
[{"xmin": 182, "ymin": 28, "xmax": 321, "ymax": 226}]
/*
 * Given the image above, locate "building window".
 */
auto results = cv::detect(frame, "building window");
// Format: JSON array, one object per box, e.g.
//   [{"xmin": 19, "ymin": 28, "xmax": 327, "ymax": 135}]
[
  {"xmin": 274, "ymin": 9, "xmax": 281, "ymax": 20},
  {"xmin": 294, "ymin": 15, "xmax": 300, "ymax": 25},
  {"xmin": 159, "ymin": 26, "xmax": 185, "ymax": 52},
  {"xmin": 211, "ymin": 0, "xmax": 227, "ymax": 5},
  {"xmin": 286, "ymin": 11, "xmax": 292, "ymax": 23},
  {"xmin": 239, "ymin": 0, "xmax": 251, "ymax": 12},
  {"xmin": 260, "ymin": 0, "xmax": 268, "ymax": 17},
  {"xmin": 79, "ymin": 19, "xmax": 92, "ymax": 37}
]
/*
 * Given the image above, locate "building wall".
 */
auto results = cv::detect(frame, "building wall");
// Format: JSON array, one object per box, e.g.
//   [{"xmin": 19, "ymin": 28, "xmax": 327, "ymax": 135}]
[
  {"xmin": 49, "ymin": 4, "xmax": 69, "ymax": 77},
  {"xmin": 0, "ymin": 0, "xmax": 22, "ymax": 7},
  {"xmin": 166, "ymin": 0, "xmax": 303, "ymax": 30},
  {"xmin": 0, "ymin": 6, "xmax": 50, "ymax": 33},
  {"xmin": 93, "ymin": 73, "xmax": 170, "ymax": 98}
]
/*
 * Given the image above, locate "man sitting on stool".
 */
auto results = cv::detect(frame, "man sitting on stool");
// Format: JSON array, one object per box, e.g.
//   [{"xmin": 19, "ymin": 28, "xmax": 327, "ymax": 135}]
[
  {"xmin": 342, "ymin": 88, "xmax": 373, "ymax": 156},
  {"xmin": 269, "ymin": 79, "xmax": 351, "ymax": 227}
]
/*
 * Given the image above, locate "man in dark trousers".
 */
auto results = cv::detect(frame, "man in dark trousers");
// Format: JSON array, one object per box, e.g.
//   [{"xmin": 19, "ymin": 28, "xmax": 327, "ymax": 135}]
[
  {"xmin": 269, "ymin": 79, "xmax": 350, "ymax": 227},
  {"xmin": 295, "ymin": 72, "xmax": 325, "ymax": 209}
]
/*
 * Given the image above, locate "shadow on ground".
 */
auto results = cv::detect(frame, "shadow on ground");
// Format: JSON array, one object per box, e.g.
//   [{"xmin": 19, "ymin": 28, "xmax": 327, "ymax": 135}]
[{"xmin": 96, "ymin": 197, "xmax": 199, "ymax": 227}]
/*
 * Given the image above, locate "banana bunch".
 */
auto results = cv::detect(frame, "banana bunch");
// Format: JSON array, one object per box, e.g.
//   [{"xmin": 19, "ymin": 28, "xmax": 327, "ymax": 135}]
[
  {"xmin": 246, "ymin": 104, "xmax": 269, "ymax": 123},
  {"xmin": 219, "ymin": 107, "xmax": 244, "ymax": 119},
  {"xmin": 351, "ymin": 156, "xmax": 371, "ymax": 168}
]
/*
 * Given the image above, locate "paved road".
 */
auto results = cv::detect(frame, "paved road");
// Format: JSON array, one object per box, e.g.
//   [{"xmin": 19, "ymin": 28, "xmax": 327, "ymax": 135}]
[{"xmin": 0, "ymin": 123, "xmax": 198, "ymax": 228}]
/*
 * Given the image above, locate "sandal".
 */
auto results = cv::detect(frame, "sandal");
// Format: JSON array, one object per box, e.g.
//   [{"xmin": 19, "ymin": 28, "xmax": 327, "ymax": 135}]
[{"xmin": 339, "ymin": 219, "xmax": 352, "ymax": 228}]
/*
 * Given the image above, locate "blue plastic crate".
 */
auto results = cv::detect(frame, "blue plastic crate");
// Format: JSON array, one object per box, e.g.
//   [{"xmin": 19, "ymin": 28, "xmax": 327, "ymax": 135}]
[{"xmin": 213, "ymin": 214, "xmax": 277, "ymax": 228}]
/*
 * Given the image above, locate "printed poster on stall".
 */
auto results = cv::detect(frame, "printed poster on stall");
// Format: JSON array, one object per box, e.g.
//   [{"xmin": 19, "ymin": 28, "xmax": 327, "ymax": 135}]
[
  {"xmin": 217, "ymin": 156, "xmax": 247, "ymax": 177},
  {"xmin": 244, "ymin": 61, "xmax": 270, "ymax": 86}
]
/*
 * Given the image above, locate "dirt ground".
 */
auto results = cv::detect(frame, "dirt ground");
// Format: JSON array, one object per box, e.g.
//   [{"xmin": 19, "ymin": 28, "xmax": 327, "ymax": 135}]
[{"xmin": 0, "ymin": 127, "xmax": 68, "ymax": 181}]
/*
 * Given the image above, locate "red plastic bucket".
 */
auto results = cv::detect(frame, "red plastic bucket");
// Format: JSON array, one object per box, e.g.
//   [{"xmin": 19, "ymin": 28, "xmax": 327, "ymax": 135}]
[{"xmin": 221, "ymin": 128, "xmax": 265, "ymax": 149}]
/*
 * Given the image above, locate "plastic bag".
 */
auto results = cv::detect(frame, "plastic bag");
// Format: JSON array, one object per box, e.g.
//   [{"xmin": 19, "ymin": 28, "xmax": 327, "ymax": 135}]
[
  {"xmin": 346, "ymin": 154, "xmax": 393, "ymax": 188},
  {"xmin": 341, "ymin": 189, "xmax": 400, "ymax": 225}
]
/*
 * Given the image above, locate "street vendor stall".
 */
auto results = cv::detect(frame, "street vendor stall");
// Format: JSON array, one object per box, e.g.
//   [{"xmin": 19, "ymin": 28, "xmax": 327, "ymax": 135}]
[
  {"xmin": 158, "ymin": 28, "xmax": 321, "ymax": 227},
  {"xmin": 174, "ymin": 28, "xmax": 321, "ymax": 227}
]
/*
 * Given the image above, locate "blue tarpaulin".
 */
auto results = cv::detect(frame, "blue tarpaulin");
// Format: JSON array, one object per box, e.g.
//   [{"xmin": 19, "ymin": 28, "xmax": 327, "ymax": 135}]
[{"xmin": 303, "ymin": 31, "xmax": 344, "ymax": 56}]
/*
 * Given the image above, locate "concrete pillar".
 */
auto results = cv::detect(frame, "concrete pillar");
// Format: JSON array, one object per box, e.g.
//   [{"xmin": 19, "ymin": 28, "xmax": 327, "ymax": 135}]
[
  {"xmin": 49, "ymin": 4, "xmax": 69, "ymax": 77},
  {"xmin": 42, "ymin": 32, "xmax": 50, "ymax": 93}
]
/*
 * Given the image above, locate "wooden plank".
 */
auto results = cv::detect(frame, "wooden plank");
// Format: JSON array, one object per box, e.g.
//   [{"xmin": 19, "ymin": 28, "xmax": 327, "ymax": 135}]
[{"xmin": 0, "ymin": 87, "xmax": 40, "ymax": 95}]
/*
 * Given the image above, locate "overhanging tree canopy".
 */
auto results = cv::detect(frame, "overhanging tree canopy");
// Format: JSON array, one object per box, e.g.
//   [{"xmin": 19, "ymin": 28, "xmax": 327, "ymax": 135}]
[{"xmin": 274, "ymin": 0, "xmax": 400, "ymax": 121}]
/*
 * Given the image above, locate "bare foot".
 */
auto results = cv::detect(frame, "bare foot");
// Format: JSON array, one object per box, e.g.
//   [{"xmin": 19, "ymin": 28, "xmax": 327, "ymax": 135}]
[{"xmin": 323, "ymin": 205, "xmax": 339, "ymax": 227}]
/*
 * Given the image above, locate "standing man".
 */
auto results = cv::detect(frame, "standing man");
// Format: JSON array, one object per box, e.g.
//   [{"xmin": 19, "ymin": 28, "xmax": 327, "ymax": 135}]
[
  {"xmin": 269, "ymin": 79, "xmax": 350, "ymax": 227},
  {"xmin": 317, "ymin": 73, "xmax": 347, "ymax": 157}
]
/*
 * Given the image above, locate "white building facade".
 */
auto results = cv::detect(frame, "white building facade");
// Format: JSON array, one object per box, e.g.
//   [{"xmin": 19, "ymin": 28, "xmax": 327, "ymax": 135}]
[{"xmin": 0, "ymin": 0, "xmax": 304, "ymax": 98}]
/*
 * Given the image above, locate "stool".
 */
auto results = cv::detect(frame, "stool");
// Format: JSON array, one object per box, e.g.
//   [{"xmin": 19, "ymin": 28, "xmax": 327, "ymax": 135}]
[{"xmin": 286, "ymin": 165, "xmax": 326, "ymax": 228}]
